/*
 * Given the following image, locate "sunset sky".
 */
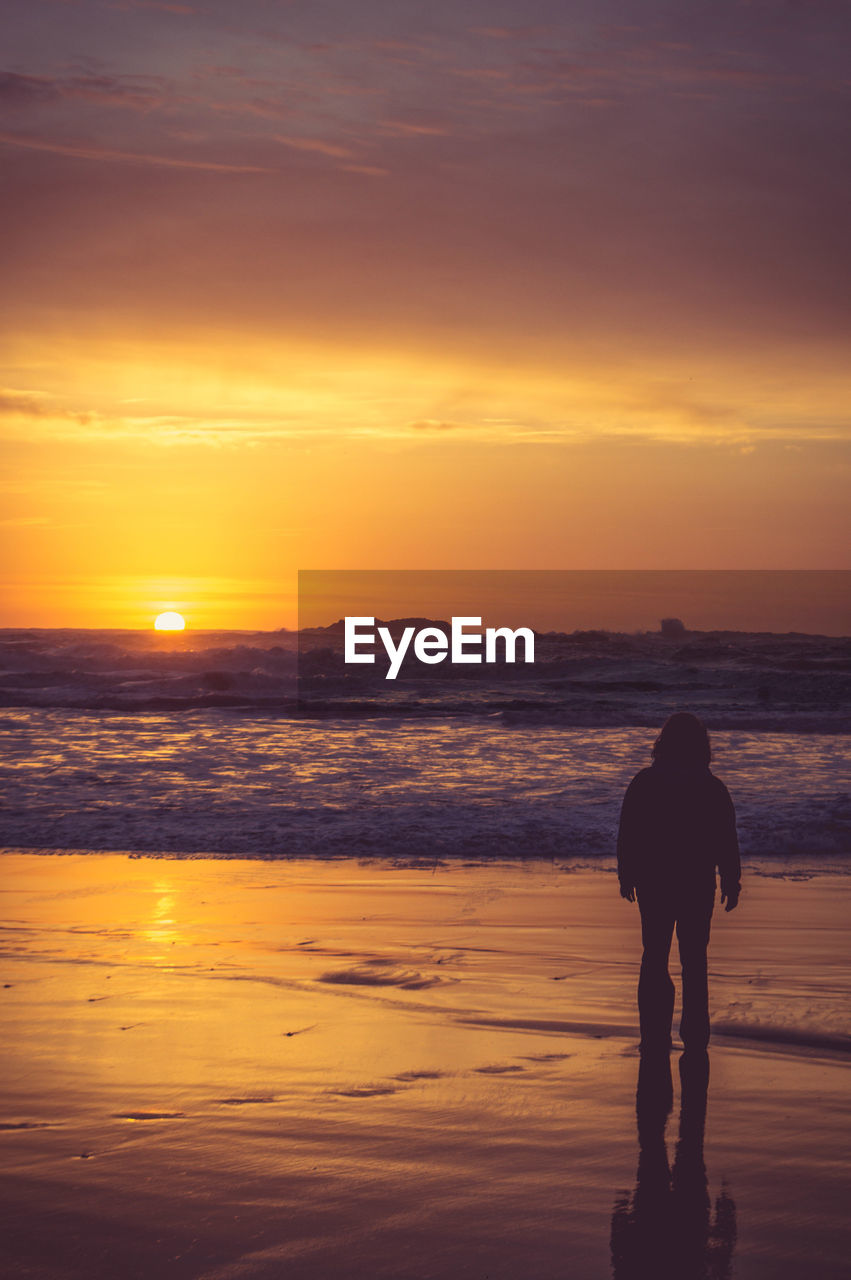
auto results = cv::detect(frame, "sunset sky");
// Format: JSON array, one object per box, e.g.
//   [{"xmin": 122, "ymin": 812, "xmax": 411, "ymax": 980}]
[{"xmin": 2, "ymin": 0, "xmax": 849, "ymax": 627}]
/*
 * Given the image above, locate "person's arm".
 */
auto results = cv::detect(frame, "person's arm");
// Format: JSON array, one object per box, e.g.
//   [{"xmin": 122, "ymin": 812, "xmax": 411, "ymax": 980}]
[
  {"xmin": 617, "ymin": 774, "xmax": 645, "ymax": 902},
  {"xmin": 716, "ymin": 783, "xmax": 741, "ymax": 911}
]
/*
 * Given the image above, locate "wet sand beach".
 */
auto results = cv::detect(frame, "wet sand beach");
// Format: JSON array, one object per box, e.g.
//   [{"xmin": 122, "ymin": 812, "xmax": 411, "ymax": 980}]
[{"xmin": 1, "ymin": 853, "xmax": 848, "ymax": 1278}]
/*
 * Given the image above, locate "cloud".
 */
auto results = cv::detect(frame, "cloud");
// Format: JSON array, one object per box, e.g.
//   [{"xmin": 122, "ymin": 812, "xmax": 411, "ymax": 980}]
[
  {"xmin": 273, "ymin": 134, "xmax": 357, "ymax": 160},
  {"xmin": 379, "ymin": 119, "xmax": 449, "ymax": 137},
  {"xmin": 340, "ymin": 162, "xmax": 388, "ymax": 176},
  {"xmin": 471, "ymin": 26, "xmax": 559, "ymax": 41},
  {"xmin": 0, "ymin": 388, "xmax": 57, "ymax": 416},
  {"xmin": 109, "ymin": 2, "xmax": 197, "ymax": 13},
  {"xmin": 0, "ymin": 72, "xmax": 60, "ymax": 108},
  {"xmin": 409, "ymin": 420, "xmax": 470, "ymax": 431},
  {"xmin": 0, "ymin": 69, "xmax": 168, "ymax": 112},
  {"xmin": 0, "ymin": 387, "xmax": 97, "ymax": 428},
  {"xmin": 0, "ymin": 131, "xmax": 272, "ymax": 173},
  {"xmin": 60, "ymin": 73, "xmax": 167, "ymax": 111},
  {"xmin": 451, "ymin": 66, "xmax": 514, "ymax": 82}
]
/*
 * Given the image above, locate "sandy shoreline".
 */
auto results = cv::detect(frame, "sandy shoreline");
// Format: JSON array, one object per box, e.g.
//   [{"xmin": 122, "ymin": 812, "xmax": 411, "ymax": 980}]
[{"xmin": 1, "ymin": 854, "xmax": 849, "ymax": 1278}]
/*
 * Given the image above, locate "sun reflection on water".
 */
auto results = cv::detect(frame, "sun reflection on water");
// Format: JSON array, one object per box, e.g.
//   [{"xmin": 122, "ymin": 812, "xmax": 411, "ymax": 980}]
[{"xmin": 143, "ymin": 880, "xmax": 180, "ymax": 959}]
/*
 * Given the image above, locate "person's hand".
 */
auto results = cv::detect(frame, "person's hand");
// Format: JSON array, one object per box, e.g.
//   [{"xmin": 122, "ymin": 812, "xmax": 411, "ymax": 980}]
[
  {"xmin": 620, "ymin": 883, "xmax": 636, "ymax": 903},
  {"xmin": 721, "ymin": 886, "xmax": 740, "ymax": 912}
]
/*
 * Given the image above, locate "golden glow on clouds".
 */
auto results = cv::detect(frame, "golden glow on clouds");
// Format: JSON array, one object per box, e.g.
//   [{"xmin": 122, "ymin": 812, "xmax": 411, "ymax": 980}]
[
  {"xmin": 1, "ymin": 3, "xmax": 849, "ymax": 626},
  {"xmin": 3, "ymin": 327, "xmax": 850, "ymax": 451},
  {"xmin": 1, "ymin": 421, "xmax": 848, "ymax": 628},
  {"xmin": 1, "ymin": 324, "xmax": 849, "ymax": 629}
]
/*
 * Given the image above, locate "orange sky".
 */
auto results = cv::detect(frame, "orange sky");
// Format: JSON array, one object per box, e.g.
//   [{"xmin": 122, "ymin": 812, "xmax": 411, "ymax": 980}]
[{"xmin": 1, "ymin": 1, "xmax": 849, "ymax": 628}]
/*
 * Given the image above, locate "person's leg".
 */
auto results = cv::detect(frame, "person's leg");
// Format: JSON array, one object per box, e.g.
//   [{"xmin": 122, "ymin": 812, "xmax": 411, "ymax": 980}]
[
  {"xmin": 637, "ymin": 895, "xmax": 676, "ymax": 1051},
  {"xmin": 676, "ymin": 900, "xmax": 714, "ymax": 1050}
]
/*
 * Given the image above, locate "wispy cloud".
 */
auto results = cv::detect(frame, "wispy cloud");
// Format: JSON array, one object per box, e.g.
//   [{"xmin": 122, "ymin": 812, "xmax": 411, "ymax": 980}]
[
  {"xmin": 0, "ymin": 71, "xmax": 59, "ymax": 107},
  {"xmin": 0, "ymin": 388, "xmax": 54, "ymax": 415},
  {"xmin": 0, "ymin": 387, "xmax": 97, "ymax": 428},
  {"xmin": 0, "ymin": 69, "xmax": 168, "ymax": 112},
  {"xmin": 0, "ymin": 131, "xmax": 272, "ymax": 172},
  {"xmin": 379, "ymin": 119, "xmax": 449, "ymax": 137},
  {"xmin": 408, "ymin": 419, "xmax": 470, "ymax": 431},
  {"xmin": 106, "ymin": 1, "xmax": 197, "ymax": 15},
  {"xmin": 0, "ymin": 515, "xmax": 51, "ymax": 527},
  {"xmin": 273, "ymin": 133, "xmax": 357, "ymax": 159}
]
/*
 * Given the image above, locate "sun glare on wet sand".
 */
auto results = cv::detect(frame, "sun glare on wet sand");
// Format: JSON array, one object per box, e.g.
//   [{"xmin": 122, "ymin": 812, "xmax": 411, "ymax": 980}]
[{"xmin": 154, "ymin": 611, "xmax": 186, "ymax": 631}]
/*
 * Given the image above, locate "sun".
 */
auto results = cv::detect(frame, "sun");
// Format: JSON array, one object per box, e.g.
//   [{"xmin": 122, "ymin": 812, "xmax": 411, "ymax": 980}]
[{"xmin": 154, "ymin": 611, "xmax": 186, "ymax": 631}]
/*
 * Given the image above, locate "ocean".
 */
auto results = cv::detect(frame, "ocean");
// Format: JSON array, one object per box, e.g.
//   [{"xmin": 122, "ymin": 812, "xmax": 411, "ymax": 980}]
[{"xmin": 0, "ymin": 627, "xmax": 848, "ymax": 861}]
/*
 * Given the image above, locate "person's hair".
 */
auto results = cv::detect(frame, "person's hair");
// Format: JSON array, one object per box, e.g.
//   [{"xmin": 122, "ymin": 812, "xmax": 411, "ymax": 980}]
[{"xmin": 652, "ymin": 712, "xmax": 711, "ymax": 767}]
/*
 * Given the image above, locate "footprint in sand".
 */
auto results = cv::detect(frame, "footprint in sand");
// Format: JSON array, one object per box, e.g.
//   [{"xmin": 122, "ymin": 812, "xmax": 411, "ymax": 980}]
[
  {"xmin": 520, "ymin": 1053, "xmax": 571, "ymax": 1063},
  {"xmin": 113, "ymin": 1111, "xmax": 186, "ymax": 1121},
  {"xmin": 218, "ymin": 1096, "xmax": 277, "ymax": 1106},
  {"xmin": 394, "ymin": 1070, "xmax": 444, "ymax": 1082},
  {"xmin": 474, "ymin": 1064, "xmax": 526, "ymax": 1075},
  {"xmin": 318, "ymin": 964, "xmax": 443, "ymax": 991},
  {"xmin": 332, "ymin": 1084, "xmax": 400, "ymax": 1098}
]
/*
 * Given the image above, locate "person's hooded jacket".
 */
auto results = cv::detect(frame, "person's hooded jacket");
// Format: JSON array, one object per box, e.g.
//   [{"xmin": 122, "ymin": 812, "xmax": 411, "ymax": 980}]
[{"xmin": 617, "ymin": 759, "xmax": 741, "ymax": 901}]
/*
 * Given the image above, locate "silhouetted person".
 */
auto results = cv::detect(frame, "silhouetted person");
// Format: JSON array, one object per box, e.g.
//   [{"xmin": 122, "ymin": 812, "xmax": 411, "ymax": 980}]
[
  {"xmin": 610, "ymin": 1051, "xmax": 737, "ymax": 1279},
  {"xmin": 617, "ymin": 713, "xmax": 740, "ymax": 1052}
]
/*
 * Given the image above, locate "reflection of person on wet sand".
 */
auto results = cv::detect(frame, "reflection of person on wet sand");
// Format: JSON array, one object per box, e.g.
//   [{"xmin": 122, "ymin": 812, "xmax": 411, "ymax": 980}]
[
  {"xmin": 610, "ymin": 1052, "xmax": 737, "ymax": 1279},
  {"xmin": 617, "ymin": 713, "xmax": 741, "ymax": 1052}
]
